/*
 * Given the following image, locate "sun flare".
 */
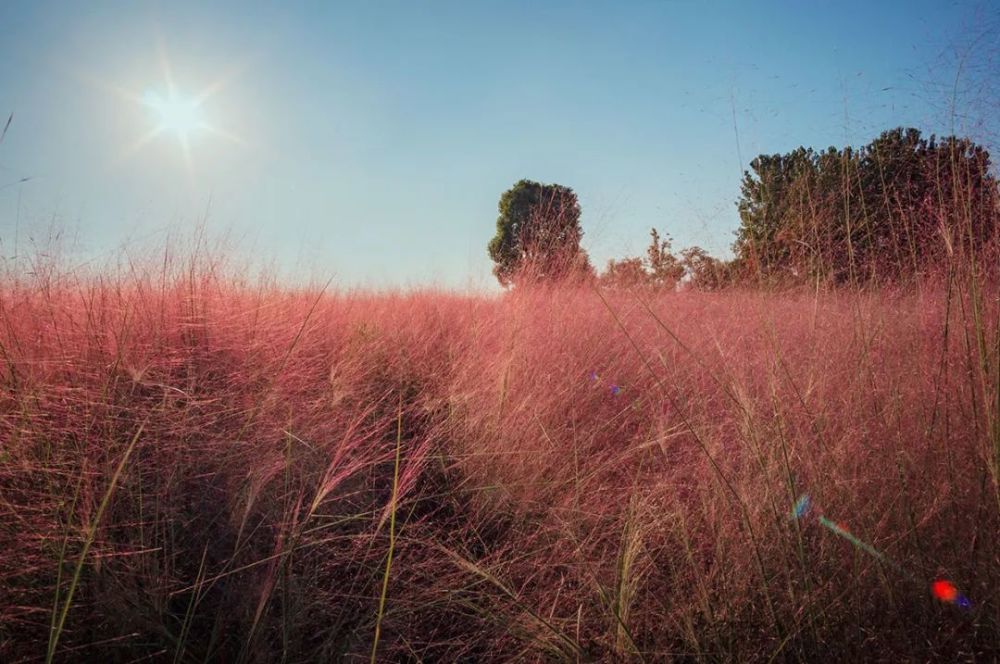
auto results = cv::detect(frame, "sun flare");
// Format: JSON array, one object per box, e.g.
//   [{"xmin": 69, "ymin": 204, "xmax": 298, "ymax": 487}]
[
  {"xmin": 112, "ymin": 45, "xmax": 245, "ymax": 171},
  {"xmin": 142, "ymin": 89, "xmax": 207, "ymax": 143}
]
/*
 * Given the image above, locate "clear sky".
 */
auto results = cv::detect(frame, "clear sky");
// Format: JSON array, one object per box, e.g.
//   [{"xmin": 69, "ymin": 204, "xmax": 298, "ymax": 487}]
[{"xmin": 0, "ymin": 1, "xmax": 996, "ymax": 289}]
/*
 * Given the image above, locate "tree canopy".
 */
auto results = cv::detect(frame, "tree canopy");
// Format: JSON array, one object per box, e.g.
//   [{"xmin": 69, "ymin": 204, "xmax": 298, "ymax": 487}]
[
  {"xmin": 488, "ymin": 128, "xmax": 999, "ymax": 292},
  {"xmin": 735, "ymin": 127, "xmax": 1000, "ymax": 283},
  {"xmin": 487, "ymin": 179, "xmax": 593, "ymax": 286},
  {"xmin": 601, "ymin": 228, "xmax": 689, "ymax": 290}
]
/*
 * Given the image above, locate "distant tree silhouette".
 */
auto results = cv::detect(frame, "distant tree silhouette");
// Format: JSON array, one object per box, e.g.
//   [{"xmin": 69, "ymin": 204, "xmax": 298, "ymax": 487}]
[
  {"xmin": 680, "ymin": 246, "xmax": 731, "ymax": 290},
  {"xmin": 487, "ymin": 179, "xmax": 593, "ymax": 286},
  {"xmin": 735, "ymin": 127, "xmax": 1000, "ymax": 283},
  {"xmin": 646, "ymin": 228, "xmax": 686, "ymax": 289},
  {"xmin": 601, "ymin": 256, "xmax": 648, "ymax": 289}
]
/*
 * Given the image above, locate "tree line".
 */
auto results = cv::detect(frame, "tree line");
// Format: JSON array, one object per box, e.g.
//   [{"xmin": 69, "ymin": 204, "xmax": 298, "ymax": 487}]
[{"xmin": 488, "ymin": 127, "xmax": 1000, "ymax": 289}]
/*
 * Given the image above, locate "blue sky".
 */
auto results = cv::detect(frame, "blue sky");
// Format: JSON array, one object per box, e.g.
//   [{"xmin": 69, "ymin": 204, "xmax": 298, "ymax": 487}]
[{"xmin": 0, "ymin": 1, "xmax": 995, "ymax": 288}]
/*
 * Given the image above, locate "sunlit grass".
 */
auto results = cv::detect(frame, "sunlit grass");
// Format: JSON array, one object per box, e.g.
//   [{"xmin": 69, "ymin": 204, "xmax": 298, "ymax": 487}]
[{"xmin": 0, "ymin": 241, "xmax": 997, "ymax": 661}]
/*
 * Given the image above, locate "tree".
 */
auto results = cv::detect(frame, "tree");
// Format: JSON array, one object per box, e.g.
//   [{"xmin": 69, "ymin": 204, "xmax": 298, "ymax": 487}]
[
  {"xmin": 646, "ymin": 228, "xmax": 685, "ymax": 289},
  {"xmin": 680, "ymin": 246, "xmax": 730, "ymax": 290},
  {"xmin": 734, "ymin": 127, "xmax": 1000, "ymax": 284},
  {"xmin": 600, "ymin": 257, "xmax": 648, "ymax": 289},
  {"xmin": 599, "ymin": 228, "xmax": 686, "ymax": 290},
  {"xmin": 487, "ymin": 179, "xmax": 592, "ymax": 286},
  {"xmin": 734, "ymin": 147, "xmax": 819, "ymax": 280}
]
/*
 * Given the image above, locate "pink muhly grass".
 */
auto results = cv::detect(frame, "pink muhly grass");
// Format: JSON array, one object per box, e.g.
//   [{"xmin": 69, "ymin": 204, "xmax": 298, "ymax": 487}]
[{"xmin": 0, "ymin": 245, "xmax": 996, "ymax": 661}]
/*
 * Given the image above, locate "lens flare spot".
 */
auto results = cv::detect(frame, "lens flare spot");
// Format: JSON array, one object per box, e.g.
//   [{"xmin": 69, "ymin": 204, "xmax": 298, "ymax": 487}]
[
  {"xmin": 791, "ymin": 494, "xmax": 812, "ymax": 520},
  {"xmin": 931, "ymin": 580, "xmax": 958, "ymax": 603}
]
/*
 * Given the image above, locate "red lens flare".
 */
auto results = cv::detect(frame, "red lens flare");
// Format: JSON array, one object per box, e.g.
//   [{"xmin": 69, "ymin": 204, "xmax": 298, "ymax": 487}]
[{"xmin": 931, "ymin": 580, "xmax": 958, "ymax": 603}]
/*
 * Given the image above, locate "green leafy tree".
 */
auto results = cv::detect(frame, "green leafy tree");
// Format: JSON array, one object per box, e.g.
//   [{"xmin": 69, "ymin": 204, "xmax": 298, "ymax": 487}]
[
  {"xmin": 735, "ymin": 147, "xmax": 819, "ymax": 279},
  {"xmin": 734, "ymin": 127, "xmax": 1000, "ymax": 284},
  {"xmin": 487, "ymin": 179, "xmax": 593, "ymax": 286}
]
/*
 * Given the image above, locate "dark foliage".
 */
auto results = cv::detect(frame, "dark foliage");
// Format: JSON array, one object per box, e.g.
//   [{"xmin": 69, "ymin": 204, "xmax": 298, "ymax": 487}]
[
  {"xmin": 735, "ymin": 127, "xmax": 1000, "ymax": 284},
  {"xmin": 487, "ymin": 179, "xmax": 593, "ymax": 286}
]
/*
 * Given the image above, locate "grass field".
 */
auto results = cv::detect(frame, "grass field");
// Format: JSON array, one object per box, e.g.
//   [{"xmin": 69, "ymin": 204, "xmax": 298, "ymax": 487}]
[{"xmin": 1, "ymin": 250, "xmax": 998, "ymax": 662}]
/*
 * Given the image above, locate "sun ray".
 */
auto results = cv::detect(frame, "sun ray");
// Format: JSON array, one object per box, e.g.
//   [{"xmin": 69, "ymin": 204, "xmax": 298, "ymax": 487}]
[
  {"xmin": 115, "ymin": 126, "xmax": 166, "ymax": 162},
  {"xmin": 199, "ymin": 124, "xmax": 247, "ymax": 146},
  {"xmin": 156, "ymin": 36, "xmax": 177, "ymax": 99},
  {"xmin": 179, "ymin": 134, "xmax": 194, "ymax": 179}
]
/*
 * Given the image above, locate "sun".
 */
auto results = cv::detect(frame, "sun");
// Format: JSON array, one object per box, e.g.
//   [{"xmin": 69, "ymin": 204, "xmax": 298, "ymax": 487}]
[
  {"xmin": 131, "ymin": 85, "xmax": 220, "ymax": 170},
  {"xmin": 102, "ymin": 42, "xmax": 246, "ymax": 172},
  {"xmin": 142, "ymin": 89, "xmax": 208, "ymax": 143}
]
